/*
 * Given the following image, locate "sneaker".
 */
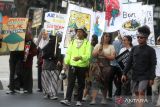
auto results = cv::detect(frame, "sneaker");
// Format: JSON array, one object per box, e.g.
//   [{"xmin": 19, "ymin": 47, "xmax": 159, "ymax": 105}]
[
  {"xmin": 101, "ymin": 98, "xmax": 107, "ymax": 104},
  {"xmin": 90, "ymin": 100, "xmax": 96, "ymax": 105},
  {"xmin": 60, "ymin": 100, "xmax": 71, "ymax": 106},
  {"xmin": 19, "ymin": 90, "xmax": 24, "ymax": 94},
  {"xmin": 43, "ymin": 94, "xmax": 49, "ymax": 99},
  {"xmin": 76, "ymin": 101, "xmax": 82, "ymax": 106},
  {"xmin": 23, "ymin": 90, "xmax": 32, "ymax": 94},
  {"xmin": 50, "ymin": 96, "xmax": 58, "ymax": 100},
  {"xmin": 6, "ymin": 90, "xmax": 15, "ymax": 95},
  {"xmin": 82, "ymin": 97, "xmax": 87, "ymax": 101},
  {"xmin": 37, "ymin": 89, "xmax": 42, "ymax": 92}
]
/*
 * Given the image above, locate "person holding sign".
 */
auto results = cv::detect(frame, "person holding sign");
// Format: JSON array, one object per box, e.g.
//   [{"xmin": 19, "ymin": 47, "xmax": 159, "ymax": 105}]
[
  {"xmin": 119, "ymin": 35, "xmax": 133, "ymax": 96},
  {"xmin": 121, "ymin": 26, "xmax": 157, "ymax": 107}
]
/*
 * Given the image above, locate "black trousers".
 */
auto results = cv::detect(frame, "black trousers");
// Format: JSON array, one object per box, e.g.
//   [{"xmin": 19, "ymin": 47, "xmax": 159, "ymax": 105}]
[
  {"xmin": 38, "ymin": 65, "xmax": 42, "ymax": 91},
  {"xmin": 65, "ymin": 66, "xmax": 87, "ymax": 101},
  {"xmin": 112, "ymin": 66, "xmax": 122, "ymax": 96},
  {"xmin": 9, "ymin": 58, "xmax": 23, "ymax": 91},
  {"xmin": 23, "ymin": 67, "xmax": 33, "ymax": 92}
]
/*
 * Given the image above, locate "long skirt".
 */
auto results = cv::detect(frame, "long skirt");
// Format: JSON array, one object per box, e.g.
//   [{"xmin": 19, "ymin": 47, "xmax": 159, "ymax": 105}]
[{"xmin": 41, "ymin": 70, "xmax": 60, "ymax": 97}]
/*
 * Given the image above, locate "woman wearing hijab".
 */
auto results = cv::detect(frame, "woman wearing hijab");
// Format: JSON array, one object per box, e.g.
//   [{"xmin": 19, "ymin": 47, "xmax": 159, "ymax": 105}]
[{"xmin": 41, "ymin": 31, "xmax": 62, "ymax": 100}]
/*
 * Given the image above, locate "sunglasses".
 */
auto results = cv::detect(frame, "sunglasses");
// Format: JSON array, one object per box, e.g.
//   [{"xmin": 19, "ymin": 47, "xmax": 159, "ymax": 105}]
[{"xmin": 137, "ymin": 36, "xmax": 147, "ymax": 39}]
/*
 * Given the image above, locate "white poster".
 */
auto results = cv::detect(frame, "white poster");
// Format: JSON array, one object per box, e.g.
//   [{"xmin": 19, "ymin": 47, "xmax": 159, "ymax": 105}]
[
  {"xmin": 120, "ymin": 3, "xmax": 143, "ymax": 45},
  {"xmin": 44, "ymin": 12, "xmax": 66, "ymax": 35},
  {"xmin": 61, "ymin": 4, "xmax": 94, "ymax": 54},
  {"xmin": 32, "ymin": 8, "xmax": 43, "ymax": 28},
  {"xmin": 93, "ymin": 12, "xmax": 105, "ymax": 40},
  {"xmin": 104, "ymin": 0, "xmax": 123, "ymax": 32},
  {"xmin": 121, "ymin": 0, "xmax": 137, "ymax": 3},
  {"xmin": 142, "ymin": 5, "xmax": 155, "ymax": 46}
]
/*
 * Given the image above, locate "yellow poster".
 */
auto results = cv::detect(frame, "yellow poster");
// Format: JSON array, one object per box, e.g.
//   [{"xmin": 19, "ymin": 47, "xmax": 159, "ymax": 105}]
[
  {"xmin": 64, "ymin": 10, "xmax": 91, "ymax": 48},
  {"xmin": 0, "ymin": 18, "xmax": 28, "ymax": 53}
]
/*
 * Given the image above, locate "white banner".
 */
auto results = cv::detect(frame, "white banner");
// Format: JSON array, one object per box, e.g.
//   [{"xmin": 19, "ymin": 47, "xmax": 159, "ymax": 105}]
[
  {"xmin": 44, "ymin": 12, "xmax": 66, "ymax": 35},
  {"xmin": 104, "ymin": 0, "xmax": 123, "ymax": 32},
  {"xmin": 45, "ymin": 12, "xmax": 66, "ymax": 23},
  {"xmin": 92, "ymin": 12, "xmax": 105, "ymax": 41},
  {"xmin": 142, "ymin": 5, "xmax": 155, "ymax": 46},
  {"xmin": 121, "ymin": 0, "xmax": 137, "ymax": 3},
  {"xmin": 61, "ymin": 4, "xmax": 94, "ymax": 54},
  {"xmin": 120, "ymin": 3, "xmax": 143, "ymax": 45}
]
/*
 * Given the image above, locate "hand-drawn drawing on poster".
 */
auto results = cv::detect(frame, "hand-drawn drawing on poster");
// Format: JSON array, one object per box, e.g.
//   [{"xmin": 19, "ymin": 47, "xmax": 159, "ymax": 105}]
[
  {"xmin": 61, "ymin": 4, "xmax": 94, "ymax": 54},
  {"xmin": 142, "ymin": 5, "xmax": 155, "ymax": 46},
  {"xmin": 0, "ymin": 18, "xmax": 28, "ymax": 52},
  {"xmin": 93, "ymin": 12, "xmax": 105, "ymax": 38},
  {"xmin": 104, "ymin": 0, "xmax": 122, "ymax": 32},
  {"xmin": 120, "ymin": 3, "xmax": 143, "ymax": 45},
  {"xmin": 44, "ymin": 12, "xmax": 66, "ymax": 36}
]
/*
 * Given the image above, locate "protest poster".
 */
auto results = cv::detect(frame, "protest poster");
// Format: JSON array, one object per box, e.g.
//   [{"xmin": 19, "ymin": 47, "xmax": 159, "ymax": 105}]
[
  {"xmin": 61, "ymin": 4, "xmax": 94, "ymax": 54},
  {"xmin": 104, "ymin": 0, "xmax": 123, "ymax": 32},
  {"xmin": 120, "ymin": 2, "xmax": 143, "ymax": 45},
  {"xmin": 44, "ymin": 12, "xmax": 66, "ymax": 36},
  {"xmin": 0, "ymin": 18, "xmax": 28, "ymax": 52},
  {"xmin": 32, "ymin": 8, "xmax": 43, "ymax": 28},
  {"xmin": 93, "ymin": 12, "xmax": 105, "ymax": 38},
  {"xmin": 121, "ymin": 0, "xmax": 137, "ymax": 3},
  {"xmin": 115, "ymin": 49, "xmax": 130, "ymax": 70},
  {"xmin": 142, "ymin": 5, "xmax": 155, "ymax": 46}
]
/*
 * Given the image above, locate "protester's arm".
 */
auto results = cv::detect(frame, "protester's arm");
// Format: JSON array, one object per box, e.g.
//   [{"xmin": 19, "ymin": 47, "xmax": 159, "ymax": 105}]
[
  {"xmin": 29, "ymin": 41, "xmax": 37, "ymax": 57},
  {"xmin": 149, "ymin": 48, "xmax": 157, "ymax": 80},
  {"xmin": 105, "ymin": 45, "xmax": 116, "ymax": 60},
  {"xmin": 92, "ymin": 44, "xmax": 100, "ymax": 57},
  {"xmin": 80, "ymin": 41, "xmax": 91, "ymax": 62}
]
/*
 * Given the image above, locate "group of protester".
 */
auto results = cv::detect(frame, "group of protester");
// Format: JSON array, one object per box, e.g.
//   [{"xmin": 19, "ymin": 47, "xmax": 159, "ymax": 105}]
[{"xmin": 6, "ymin": 19, "xmax": 160, "ymax": 107}]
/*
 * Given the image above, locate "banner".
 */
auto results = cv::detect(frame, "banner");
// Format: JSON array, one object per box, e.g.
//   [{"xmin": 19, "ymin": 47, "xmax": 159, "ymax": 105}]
[
  {"xmin": 44, "ymin": 12, "xmax": 66, "ymax": 36},
  {"xmin": 142, "ymin": 5, "xmax": 155, "ymax": 46},
  {"xmin": 121, "ymin": 0, "xmax": 137, "ymax": 3},
  {"xmin": 104, "ymin": 0, "xmax": 123, "ymax": 32},
  {"xmin": 93, "ymin": 12, "xmax": 105, "ymax": 38},
  {"xmin": 120, "ymin": 3, "xmax": 143, "ymax": 45},
  {"xmin": 115, "ymin": 49, "xmax": 130, "ymax": 70},
  {"xmin": 0, "ymin": 18, "xmax": 28, "ymax": 52},
  {"xmin": 61, "ymin": 4, "xmax": 94, "ymax": 54},
  {"xmin": 32, "ymin": 8, "xmax": 43, "ymax": 28}
]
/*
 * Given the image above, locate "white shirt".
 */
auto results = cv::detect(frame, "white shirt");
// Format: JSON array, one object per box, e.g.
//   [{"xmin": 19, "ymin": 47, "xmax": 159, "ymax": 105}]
[
  {"xmin": 119, "ymin": 47, "xmax": 132, "ymax": 55},
  {"xmin": 38, "ymin": 38, "xmax": 49, "ymax": 49}
]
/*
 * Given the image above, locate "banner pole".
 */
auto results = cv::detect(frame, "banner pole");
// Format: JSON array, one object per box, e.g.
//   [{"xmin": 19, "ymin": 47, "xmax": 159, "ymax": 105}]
[{"xmin": 36, "ymin": 27, "xmax": 38, "ymax": 37}]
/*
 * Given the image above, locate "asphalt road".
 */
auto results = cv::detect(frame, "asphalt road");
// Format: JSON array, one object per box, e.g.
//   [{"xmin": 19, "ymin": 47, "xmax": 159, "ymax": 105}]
[{"xmin": 0, "ymin": 55, "xmax": 157, "ymax": 107}]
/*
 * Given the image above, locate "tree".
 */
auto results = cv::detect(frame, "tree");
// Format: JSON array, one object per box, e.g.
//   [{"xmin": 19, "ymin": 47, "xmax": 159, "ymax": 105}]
[
  {"xmin": 14, "ymin": 0, "xmax": 30, "ymax": 17},
  {"xmin": 14, "ymin": 0, "xmax": 53, "ymax": 17}
]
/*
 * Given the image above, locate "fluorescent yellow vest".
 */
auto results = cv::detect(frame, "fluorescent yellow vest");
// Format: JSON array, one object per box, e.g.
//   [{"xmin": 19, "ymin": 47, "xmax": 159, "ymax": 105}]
[{"xmin": 64, "ymin": 39, "xmax": 91, "ymax": 67}]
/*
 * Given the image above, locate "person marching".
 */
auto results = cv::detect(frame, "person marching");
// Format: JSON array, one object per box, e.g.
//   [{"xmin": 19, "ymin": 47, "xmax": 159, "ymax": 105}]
[
  {"xmin": 122, "ymin": 25, "xmax": 157, "ymax": 107},
  {"xmin": 41, "ymin": 31, "xmax": 62, "ymax": 100},
  {"xmin": 60, "ymin": 26, "xmax": 91, "ymax": 106}
]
